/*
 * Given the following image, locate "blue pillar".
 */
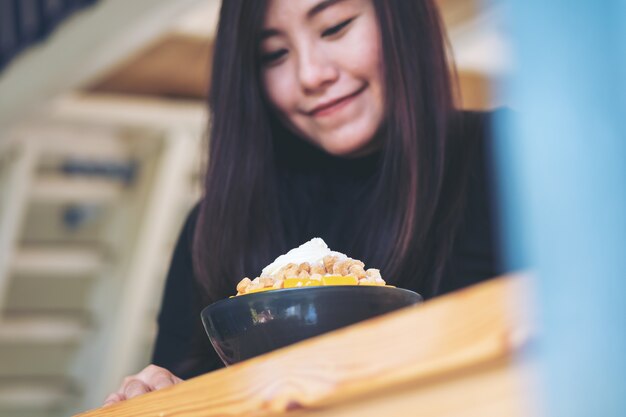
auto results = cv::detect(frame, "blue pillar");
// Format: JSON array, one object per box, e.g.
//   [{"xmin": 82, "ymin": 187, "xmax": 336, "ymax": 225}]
[{"xmin": 493, "ymin": 1, "xmax": 626, "ymax": 416}]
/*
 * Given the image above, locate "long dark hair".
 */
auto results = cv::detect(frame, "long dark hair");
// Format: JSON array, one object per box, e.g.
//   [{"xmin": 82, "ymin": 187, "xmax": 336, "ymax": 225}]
[{"xmin": 194, "ymin": 0, "xmax": 462, "ymax": 302}]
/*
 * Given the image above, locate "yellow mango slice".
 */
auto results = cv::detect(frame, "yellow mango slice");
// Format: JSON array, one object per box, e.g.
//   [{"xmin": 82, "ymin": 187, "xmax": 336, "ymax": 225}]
[
  {"xmin": 322, "ymin": 275, "xmax": 358, "ymax": 286},
  {"xmin": 284, "ymin": 278, "xmax": 309, "ymax": 288},
  {"xmin": 235, "ymin": 274, "xmax": 388, "ymax": 296}
]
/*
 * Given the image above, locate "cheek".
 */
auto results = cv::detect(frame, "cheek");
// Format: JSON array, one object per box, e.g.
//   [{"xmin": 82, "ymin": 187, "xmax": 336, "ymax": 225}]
[
  {"xmin": 336, "ymin": 17, "xmax": 384, "ymax": 108},
  {"xmin": 263, "ymin": 68, "xmax": 297, "ymax": 118},
  {"xmin": 348, "ymin": 31, "xmax": 381, "ymax": 71},
  {"xmin": 357, "ymin": 30, "xmax": 383, "ymax": 94}
]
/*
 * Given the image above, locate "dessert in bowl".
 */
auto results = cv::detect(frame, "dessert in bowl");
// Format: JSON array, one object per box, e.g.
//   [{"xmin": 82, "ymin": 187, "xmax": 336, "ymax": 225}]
[{"xmin": 201, "ymin": 238, "xmax": 422, "ymax": 365}]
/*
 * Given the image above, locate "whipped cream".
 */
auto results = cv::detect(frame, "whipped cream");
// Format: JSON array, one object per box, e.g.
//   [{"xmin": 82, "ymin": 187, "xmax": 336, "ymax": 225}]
[{"xmin": 261, "ymin": 238, "xmax": 347, "ymax": 277}]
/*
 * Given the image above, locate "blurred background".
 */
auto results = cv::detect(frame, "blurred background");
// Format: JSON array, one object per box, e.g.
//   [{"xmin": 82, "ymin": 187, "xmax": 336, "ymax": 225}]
[{"xmin": 0, "ymin": 0, "xmax": 511, "ymax": 416}]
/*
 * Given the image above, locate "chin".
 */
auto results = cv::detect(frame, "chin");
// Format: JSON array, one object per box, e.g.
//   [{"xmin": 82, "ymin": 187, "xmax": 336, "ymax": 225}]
[
  {"xmin": 318, "ymin": 124, "xmax": 381, "ymax": 157},
  {"xmin": 319, "ymin": 136, "xmax": 373, "ymax": 157},
  {"xmin": 317, "ymin": 117, "xmax": 382, "ymax": 157},
  {"xmin": 293, "ymin": 117, "xmax": 382, "ymax": 157}
]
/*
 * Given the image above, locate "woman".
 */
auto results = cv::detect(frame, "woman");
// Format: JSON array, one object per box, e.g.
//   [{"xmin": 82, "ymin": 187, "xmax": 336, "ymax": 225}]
[{"xmin": 104, "ymin": 0, "xmax": 503, "ymax": 406}]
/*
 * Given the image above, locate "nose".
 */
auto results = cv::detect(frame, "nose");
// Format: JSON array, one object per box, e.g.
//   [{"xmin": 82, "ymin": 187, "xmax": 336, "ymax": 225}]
[{"xmin": 296, "ymin": 45, "xmax": 339, "ymax": 94}]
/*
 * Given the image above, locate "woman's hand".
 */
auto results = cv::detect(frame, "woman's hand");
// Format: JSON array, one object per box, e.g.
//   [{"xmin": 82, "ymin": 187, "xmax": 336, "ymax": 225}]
[{"xmin": 103, "ymin": 365, "xmax": 183, "ymax": 406}]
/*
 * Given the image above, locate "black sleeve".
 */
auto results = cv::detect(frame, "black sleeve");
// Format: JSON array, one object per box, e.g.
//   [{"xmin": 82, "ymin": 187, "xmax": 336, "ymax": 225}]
[{"xmin": 151, "ymin": 204, "xmax": 225, "ymax": 379}]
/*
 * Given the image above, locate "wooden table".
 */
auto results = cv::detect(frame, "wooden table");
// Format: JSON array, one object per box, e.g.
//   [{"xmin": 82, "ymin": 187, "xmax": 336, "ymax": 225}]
[{"xmin": 76, "ymin": 274, "xmax": 534, "ymax": 417}]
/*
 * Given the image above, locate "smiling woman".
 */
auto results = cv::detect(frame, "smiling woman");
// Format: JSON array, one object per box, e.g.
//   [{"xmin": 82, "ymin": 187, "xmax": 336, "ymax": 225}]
[
  {"xmin": 105, "ymin": 0, "xmax": 505, "ymax": 406},
  {"xmin": 259, "ymin": 0, "xmax": 385, "ymax": 156}
]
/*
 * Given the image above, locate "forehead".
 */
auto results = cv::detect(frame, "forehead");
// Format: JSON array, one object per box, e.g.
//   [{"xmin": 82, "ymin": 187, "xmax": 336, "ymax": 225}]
[{"xmin": 263, "ymin": 0, "xmax": 357, "ymax": 26}]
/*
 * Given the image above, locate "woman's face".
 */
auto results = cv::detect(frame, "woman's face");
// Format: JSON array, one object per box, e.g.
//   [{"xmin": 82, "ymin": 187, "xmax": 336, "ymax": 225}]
[{"xmin": 260, "ymin": 0, "xmax": 385, "ymax": 157}]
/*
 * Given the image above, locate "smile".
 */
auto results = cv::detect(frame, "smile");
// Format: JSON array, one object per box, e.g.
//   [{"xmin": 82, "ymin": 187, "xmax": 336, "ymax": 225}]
[{"xmin": 308, "ymin": 85, "xmax": 367, "ymax": 118}]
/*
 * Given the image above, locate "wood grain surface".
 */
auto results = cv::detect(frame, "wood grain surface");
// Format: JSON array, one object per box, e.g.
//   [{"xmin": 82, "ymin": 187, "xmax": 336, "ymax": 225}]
[{"xmin": 76, "ymin": 274, "xmax": 534, "ymax": 417}]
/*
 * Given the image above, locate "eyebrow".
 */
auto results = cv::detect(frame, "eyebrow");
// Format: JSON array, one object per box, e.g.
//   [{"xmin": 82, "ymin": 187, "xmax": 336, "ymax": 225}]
[
  {"xmin": 307, "ymin": 0, "xmax": 349, "ymax": 19},
  {"xmin": 260, "ymin": 0, "xmax": 349, "ymax": 40}
]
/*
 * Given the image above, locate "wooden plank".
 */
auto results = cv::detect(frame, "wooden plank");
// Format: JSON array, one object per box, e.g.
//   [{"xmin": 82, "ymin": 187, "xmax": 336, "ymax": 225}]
[
  {"xmin": 30, "ymin": 176, "xmax": 125, "ymax": 204},
  {"xmin": 11, "ymin": 247, "xmax": 104, "ymax": 277},
  {"xmin": 0, "ymin": 315, "xmax": 86, "ymax": 344},
  {"xmin": 75, "ymin": 274, "xmax": 533, "ymax": 417},
  {"xmin": 8, "ymin": 125, "xmax": 130, "ymax": 161},
  {"xmin": 0, "ymin": 143, "xmax": 38, "ymax": 315},
  {"xmin": 288, "ymin": 359, "xmax": 528, "ymax": 417},
  {"xmin": 46, "ymin": 93, "xmax": 207, "ymax": 131},
  {"xmin": 87, "ymin": 34, "xmax": 213, "ymax": 100}
]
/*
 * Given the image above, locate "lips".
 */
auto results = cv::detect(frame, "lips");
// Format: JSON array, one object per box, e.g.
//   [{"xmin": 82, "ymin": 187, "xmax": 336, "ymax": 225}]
[{"xmin": 307, "ymin": 85, "xmax": 366, "ymax": 117}]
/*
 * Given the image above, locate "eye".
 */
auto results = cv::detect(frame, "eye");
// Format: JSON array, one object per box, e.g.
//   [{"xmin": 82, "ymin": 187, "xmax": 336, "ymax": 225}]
[
  {"xmin": 260, "ymin": 49, "xmax": 288, "ymax": 65},
  {"xmin": 321, "ymin": 17, "xmax": 355, "ymax": 38}
]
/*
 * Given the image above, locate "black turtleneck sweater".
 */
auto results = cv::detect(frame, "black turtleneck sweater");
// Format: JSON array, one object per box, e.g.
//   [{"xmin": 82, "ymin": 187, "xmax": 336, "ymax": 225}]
[{"xmin": 152, "ymin": 110, "xmax": 505, "ymax": 379}]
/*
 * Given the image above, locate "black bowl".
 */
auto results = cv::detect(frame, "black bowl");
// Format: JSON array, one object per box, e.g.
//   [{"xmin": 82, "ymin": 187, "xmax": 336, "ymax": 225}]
[{"xmin": 201, "ymin": 285, "xmax": 422, "ymax": 365}]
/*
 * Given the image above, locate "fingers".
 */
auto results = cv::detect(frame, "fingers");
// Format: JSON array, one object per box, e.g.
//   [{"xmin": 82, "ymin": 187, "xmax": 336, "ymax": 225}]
[
  {"xmin": 136, "ymin": 365, "xmax": 178, "ymax": 390},
  {"xmin": 123, "ymin": 379, "xmax": 151, "ymax": 399},
  {"xmin": 103, "ymin": 365, "xmax": 183, "ymax": 406},
  {"xmin": 103, "ymin": 392, "xmax": 125, "ymax": 407},
  {"xmin": 151, "ymin": 373, "xmax": 176, "ymax": 390}
]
